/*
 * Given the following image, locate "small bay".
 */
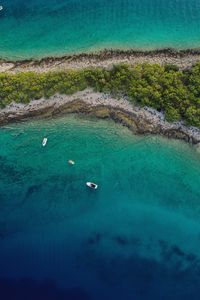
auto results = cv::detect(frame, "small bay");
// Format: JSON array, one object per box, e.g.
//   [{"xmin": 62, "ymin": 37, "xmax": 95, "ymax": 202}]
[{"xmin": 0, "ymin": 115, "xmax": 200, "ymax": 299}]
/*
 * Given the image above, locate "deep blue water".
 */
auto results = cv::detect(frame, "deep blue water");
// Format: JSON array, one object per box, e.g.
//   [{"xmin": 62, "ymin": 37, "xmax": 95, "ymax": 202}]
[
  {"xmin": 0, "ymin": 0, "xmax": 200, "ymax": 59},
  {"xmin": 0, "ymin": 115, "xmax": 200, "ymax": 299}
]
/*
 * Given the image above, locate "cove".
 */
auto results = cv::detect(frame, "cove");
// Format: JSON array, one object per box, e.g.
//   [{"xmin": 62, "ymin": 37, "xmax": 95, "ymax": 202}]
[{"xmin": 0, "ymin": 115, "xmax": 200, "ymax": 299}]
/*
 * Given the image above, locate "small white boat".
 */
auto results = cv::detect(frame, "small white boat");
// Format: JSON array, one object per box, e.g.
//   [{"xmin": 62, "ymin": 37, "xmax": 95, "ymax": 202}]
[
  {"xmin": 68, "ymin": 160, "xmax": 75, "ymax": 165},
  {"xmin": 86, "ymin": 182, "xmax": 98, "ymax": 189},
  {"xmin": 0, "ymin": 6, "xmax": 3, "ymax": 11},
  {"xmin": 42, "ymin": 137, "xmax": 48, "ymax": 147}
]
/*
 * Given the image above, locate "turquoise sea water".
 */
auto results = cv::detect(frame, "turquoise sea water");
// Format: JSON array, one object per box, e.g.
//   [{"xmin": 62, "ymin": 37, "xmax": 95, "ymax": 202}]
[
  {"xmin": 1, "ymin": 115, "xmax": 200, "ymax": 299},
  {"xmin": 1, "ymin": 0, "xmax": 200, "ymax": 59}
]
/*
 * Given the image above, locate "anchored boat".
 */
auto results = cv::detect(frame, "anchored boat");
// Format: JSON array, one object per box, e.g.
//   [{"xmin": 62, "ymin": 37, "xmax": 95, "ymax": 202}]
[
  {"xmin": 86, "ymin": 182, "xmax": 98, "ymax": 189},
  {"xmin": 42, "ymin": 137, "xmax": 48, "ymax": 147}
]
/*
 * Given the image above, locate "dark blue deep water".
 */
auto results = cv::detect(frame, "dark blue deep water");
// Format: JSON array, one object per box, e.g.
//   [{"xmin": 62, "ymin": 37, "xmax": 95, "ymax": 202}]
[{"xmin": 0, "ymin": 115, "xmax": 200, "ymax": 299}]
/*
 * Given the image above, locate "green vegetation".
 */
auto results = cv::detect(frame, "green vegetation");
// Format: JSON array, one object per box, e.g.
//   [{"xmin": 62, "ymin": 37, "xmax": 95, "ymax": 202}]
[{"xmin": 0, "ymin": 63, "xmax": 200, "ymax": 127}]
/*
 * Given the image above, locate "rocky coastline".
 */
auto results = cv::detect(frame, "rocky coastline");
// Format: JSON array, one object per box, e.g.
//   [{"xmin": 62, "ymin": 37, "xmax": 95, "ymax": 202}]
[
  {"xmin": 0, "ymin": 89, "xmax": 200, "ymax": 145},
  {"xmin": 1, "ymin": 48, "xmax": 200, "ymax": 73}
]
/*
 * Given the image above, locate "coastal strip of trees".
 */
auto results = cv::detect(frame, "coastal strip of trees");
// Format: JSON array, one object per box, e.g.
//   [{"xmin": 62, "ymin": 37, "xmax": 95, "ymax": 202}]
[{"xmin": 0, "ymin": 63, "xmax": 200, "ymax": 127}]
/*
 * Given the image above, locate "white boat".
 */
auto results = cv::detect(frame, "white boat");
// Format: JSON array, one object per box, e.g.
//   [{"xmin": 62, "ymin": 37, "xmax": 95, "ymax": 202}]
[
  {"xmin": 86, "ymin": 182, "xmax": 98, "ymax": 189},
  {"xmin": 68, "ymin": 160, "xmax": 75, "ymax": 165},
  {"xmin": 0, "ymin": 6, "xmax": 3, "ymax": 11},
  {"xmin": 42, "ymin": 137, "xmax": 48, "ymax": 147}
]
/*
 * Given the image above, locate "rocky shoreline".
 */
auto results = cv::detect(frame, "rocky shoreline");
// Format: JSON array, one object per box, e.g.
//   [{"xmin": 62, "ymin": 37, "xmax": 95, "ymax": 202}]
[
  {"xmin": 0, "ymin": 89, "xmax": 200, "ymax": 145},
  {"xmin": 1, "ymin": 48, "xmax": 200, "ymax": 73}
]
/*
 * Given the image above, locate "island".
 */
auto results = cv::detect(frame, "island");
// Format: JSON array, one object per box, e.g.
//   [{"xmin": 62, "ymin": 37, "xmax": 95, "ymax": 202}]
[{"xmin": 0, "ymin": 49, "xmax": 200, "ymax": 144}]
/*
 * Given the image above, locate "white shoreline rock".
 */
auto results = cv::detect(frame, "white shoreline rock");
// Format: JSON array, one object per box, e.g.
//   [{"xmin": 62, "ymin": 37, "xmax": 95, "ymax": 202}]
[{"xmin": 0, "ymin": 89, "xmax": 200, "ymax": 144}]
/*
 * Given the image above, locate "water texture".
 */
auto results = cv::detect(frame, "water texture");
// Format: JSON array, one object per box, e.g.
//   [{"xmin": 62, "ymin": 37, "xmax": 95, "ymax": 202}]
[
  {"xmin": 0, "ymin": 0, "xmax": 200, "ymax": 59},
  {"xmin": 0, "ymin": 115, "xmax": 200, "ymax": 299}
]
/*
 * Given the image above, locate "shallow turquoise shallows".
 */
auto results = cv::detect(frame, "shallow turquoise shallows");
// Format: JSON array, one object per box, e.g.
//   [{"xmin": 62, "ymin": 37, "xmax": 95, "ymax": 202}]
[
  {"xmin": 1, "ymin": 0, "xmax": 200, "ymax": 59},
  {"xmin": 0, "ymin": 115, "xmax": 200, "ymax": 299}
]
